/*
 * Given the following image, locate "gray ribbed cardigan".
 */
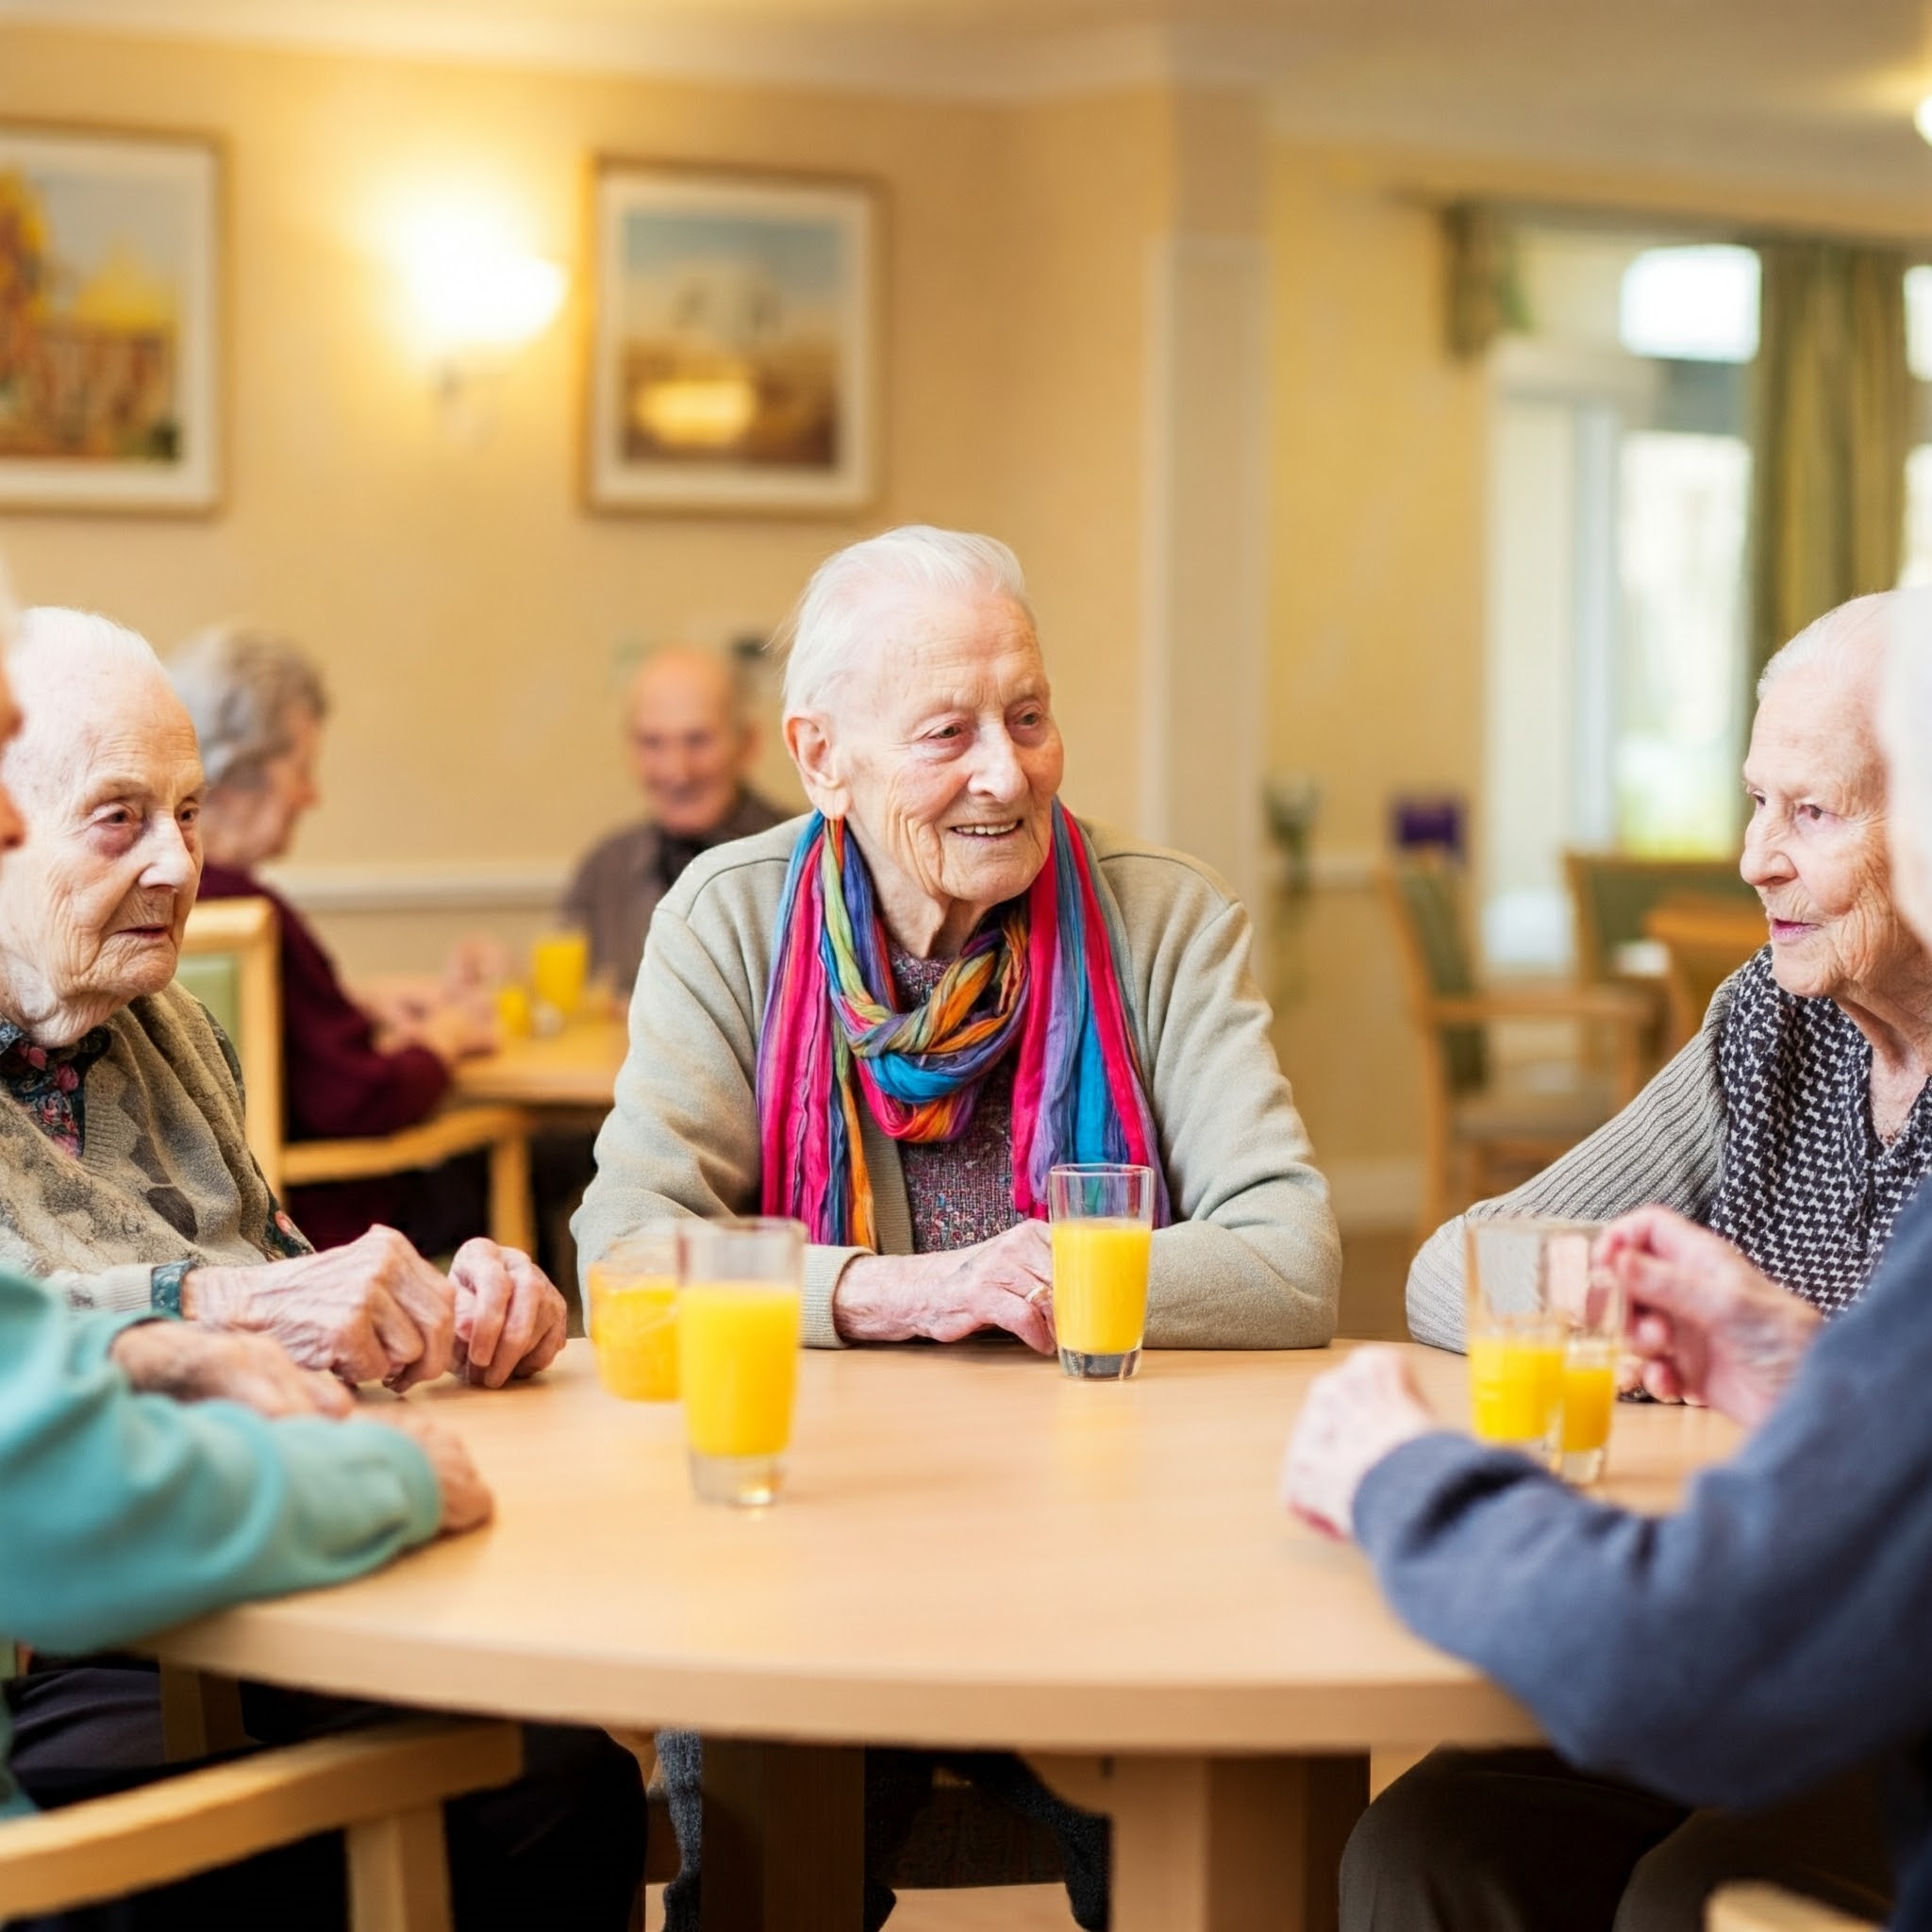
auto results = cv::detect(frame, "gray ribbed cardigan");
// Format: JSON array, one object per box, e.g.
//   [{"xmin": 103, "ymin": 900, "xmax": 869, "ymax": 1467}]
[
  {"xmin": 1407, "ymin": 976, "xmax": 1737, "ymax": 1350},
  {"xmin": 574, "ymin": 814, "xmax": 1341, "ymax": 1350}
]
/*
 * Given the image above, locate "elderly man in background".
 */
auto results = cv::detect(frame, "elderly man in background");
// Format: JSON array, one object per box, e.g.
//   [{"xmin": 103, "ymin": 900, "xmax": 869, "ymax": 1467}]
[
  {"xmin": 562, "ymin": 645, "xmax": 786, "ymax": 997},
  {"xmin": 1407, "ymin": 590, "xmax": 1932, "ymax": 1364},
  {"xmin": 0, "ymin": 608, "xmax": 566, "ymax": 1390},
  {"xmin": 0, "ymin": 587, "xmax": 644, "ymax": 1930},
  {"xmin": 579, "ymin": 525, "xmax": 1340, "ymax": 1930},
  {"xmin": 1284, "ymin": 593, "xmax": 1932, "ymax": 1929}
]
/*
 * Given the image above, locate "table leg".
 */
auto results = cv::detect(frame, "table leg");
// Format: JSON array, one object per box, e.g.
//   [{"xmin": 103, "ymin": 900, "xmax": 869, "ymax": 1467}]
[
  {"xmin": 1028, "ymin": 1751, "xmax": 1368, "ymax": 1932},
  {"xmin": 699, "ymin": 1740, "xmax": 865, "ymax": 1932}
]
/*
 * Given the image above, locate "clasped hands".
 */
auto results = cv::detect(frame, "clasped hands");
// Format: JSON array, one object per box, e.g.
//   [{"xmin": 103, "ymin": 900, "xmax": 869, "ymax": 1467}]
[
  {"xmin": 1281, "ymin": 1207, "xmax": 1824, "ymax": 1541},
  {"xmin": 832, "ymin": 1220, "xmax": 1057, "ymax": 1353}
]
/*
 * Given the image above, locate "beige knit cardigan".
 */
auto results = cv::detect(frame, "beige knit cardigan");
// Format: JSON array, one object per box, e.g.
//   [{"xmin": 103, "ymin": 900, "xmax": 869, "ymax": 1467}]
[{"xmin": 575, "ymin": 814, "xmax": 1341, "ymax": 1351}]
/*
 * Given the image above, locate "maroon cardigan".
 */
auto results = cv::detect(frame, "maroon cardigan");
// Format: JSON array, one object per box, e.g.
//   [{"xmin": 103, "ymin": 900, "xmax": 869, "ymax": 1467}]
[{"xmin": 197, "ymin": 862, "xmax": 452, "ymax": 1247}]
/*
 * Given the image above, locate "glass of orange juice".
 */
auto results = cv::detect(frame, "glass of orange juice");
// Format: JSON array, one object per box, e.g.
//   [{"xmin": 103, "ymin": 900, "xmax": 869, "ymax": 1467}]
[
  {"xmin": 1049, "ymin": 1163, "xmax": 1156, "ymax": 1381},
  {"xmin": 676, "ymin": 1217, "xmax": 804, "ymax": 1507},
  {"xmin": 530, "ymin": 929, "xmax": 590, "ymax": 1032},
  {"xmin": 1467, "ymin": 1217, "xmax": 1622, "ymax": 1482},
  {"xmin": 587, "ymin": 1229, "xmax": 681, "ymax": 1403}
]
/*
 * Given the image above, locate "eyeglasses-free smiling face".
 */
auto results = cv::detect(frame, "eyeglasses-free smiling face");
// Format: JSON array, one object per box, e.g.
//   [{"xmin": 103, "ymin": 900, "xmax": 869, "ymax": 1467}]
[
  {"xmin": 788, "ymin": 589, "xmax": 1065, "ymax": 959},
  {"xmin": 1741, "ymin": 657, "xmax": 1924, "ymax": 1011},
  {"xmin": 0, "ymin": 672, "xmax": 205, "ymax": 1046}
]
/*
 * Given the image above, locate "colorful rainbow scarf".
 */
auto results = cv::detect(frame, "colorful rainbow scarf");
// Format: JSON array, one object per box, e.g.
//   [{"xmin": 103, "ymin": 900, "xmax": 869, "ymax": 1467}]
[{"xmin": 757, "ymin": 804, "xmax": 1170, "ymax": 1248}]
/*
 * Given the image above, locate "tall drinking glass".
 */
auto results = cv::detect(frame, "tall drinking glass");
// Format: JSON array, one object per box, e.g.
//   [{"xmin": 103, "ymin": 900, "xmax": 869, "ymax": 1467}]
[
  {"xmin": 586, "ymin": 1228, "xmax": 681, "ymax": 1403},
  {"xmin": 1049, "ymin": 1164, "xmax": 1156, "ymax": 1381},
  {"xmin": 1466, "ymin": 1217, "xmax": 1623, "ymax": 1481},
  {"xmin": 676, "ymin": 1218, "xmax": 804, "ymax": 1506},
  {"xmin": 530, "ymin": 929, "xmax": 590, "ymax": 1032}
]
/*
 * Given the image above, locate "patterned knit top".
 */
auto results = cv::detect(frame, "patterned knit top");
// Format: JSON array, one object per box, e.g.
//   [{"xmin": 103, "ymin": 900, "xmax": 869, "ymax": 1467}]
[
  {"xmin": 1707, "ymin": 949, "xmax": 1932, "ymax": 1316},
  {"xmin": 889, "ymin": 945, "xmax": 1023, "ymax": 1255}
]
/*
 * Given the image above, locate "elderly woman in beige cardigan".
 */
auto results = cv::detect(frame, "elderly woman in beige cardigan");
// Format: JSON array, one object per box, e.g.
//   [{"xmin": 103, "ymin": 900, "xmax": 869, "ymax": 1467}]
[{"xmin": 575, "ymin": 525, "xmax": 1340, "ymax": 1356}]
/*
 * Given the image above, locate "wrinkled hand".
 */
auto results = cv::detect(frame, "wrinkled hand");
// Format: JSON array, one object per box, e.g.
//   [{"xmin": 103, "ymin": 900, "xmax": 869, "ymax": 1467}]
[
  {"xmin": 1281, "ymin": 1347, "xmax": 1438, "ymax": 1541},
  {"xmin": 367, "ymin": 1410, "xmax": 494, "ymax": 1535},
  {"xmin": 182, "ymin": 1225, "xmax": 458, "ymax": 1392},
  {"xmin": 449, "ymin": 1239, "xmax": 568, "ymax": 1388},
  {"xmin": 111, "ymin": 1321, "xmax": 354, "ymax": 1418},
  {"xmin": 834, "ymin": 1221, "xmax": 1057, "ymax": 1354},
  {"xmin": 1598, "ymin": 1207, "xmax": 1821, "ymax": 1426}
]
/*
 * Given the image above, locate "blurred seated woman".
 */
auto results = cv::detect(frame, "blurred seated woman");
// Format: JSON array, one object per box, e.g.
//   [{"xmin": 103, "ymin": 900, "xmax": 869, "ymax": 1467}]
[
  {"xmin": 171, "ymin": 625, "xmax": 502, "ymax": 1254},
  {"xmin": 1407, "ymin": 590, "xmax": 1932, "ymax": 1370},
  {"xmin": 577, "ymin": 524, "xmax": 1341, "ymax": 1354},
  {"xmin": 576, "ymin": 525, "xmax": 1341, "ymax": 1932},
  {"xmin": 0, "ymin": 608, "xmax": 563, "ymax": 1393}
]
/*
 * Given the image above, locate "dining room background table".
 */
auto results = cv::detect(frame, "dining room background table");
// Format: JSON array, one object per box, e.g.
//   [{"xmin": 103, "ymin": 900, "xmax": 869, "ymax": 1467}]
[{"xmin": 139, "ymin": 1338, "xmax": 1741, "ymax": 1932}]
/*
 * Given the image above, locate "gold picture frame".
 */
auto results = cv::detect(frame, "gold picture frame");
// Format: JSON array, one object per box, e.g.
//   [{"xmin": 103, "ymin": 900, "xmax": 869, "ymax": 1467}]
[
  {"xmin": 583, "ymin": 158, "xmax": 881, "ymax": 517},
  {"xmin": 0, "ymin": 120, "xmax": 224, "ymax": 516}
]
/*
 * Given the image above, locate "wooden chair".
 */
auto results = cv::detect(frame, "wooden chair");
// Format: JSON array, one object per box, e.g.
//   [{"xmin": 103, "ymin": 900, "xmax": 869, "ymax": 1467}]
[
  {"xmin": 0, "ymin": 1716, "xmax": 521, "ymax": 1931},
  {"xmin": 1383, "ymin": 857, "xmax": 1655, "ymax": 1245},
  {"xmin": 1565, "ymin": 850, "xmax": 1758, "ymax": 984},
  {"xmin": 1646, "ymin": 895, "xmax": 1769, "ymax": 1055},
  {"xmin": 1707, "ymin": 1882, "xmax": 1881, "ymax": 1931},
  {"xmin": 178, "ymin": 899, "xmax": 536, "ymax": 1253}
]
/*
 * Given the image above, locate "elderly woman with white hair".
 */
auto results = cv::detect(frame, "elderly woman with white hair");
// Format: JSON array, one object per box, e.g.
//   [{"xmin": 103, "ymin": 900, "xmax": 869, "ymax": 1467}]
[
  {"xmin": 576, "ymin": 525, "xmax": 1341, "ymax": 1932},
  {"xmin": 1407, "ymin": 589, "xmax": 1932, "ymax": 1363},
  {"xmin": 577, "ymin": 524, "xmax": 1340, "ymax": 1354}
]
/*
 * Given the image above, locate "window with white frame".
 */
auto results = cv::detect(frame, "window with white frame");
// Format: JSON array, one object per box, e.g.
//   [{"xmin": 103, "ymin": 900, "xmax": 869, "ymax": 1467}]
[{"xmin": 1483, "ymin": 230, "xmax": 1757, "ymax": 970}]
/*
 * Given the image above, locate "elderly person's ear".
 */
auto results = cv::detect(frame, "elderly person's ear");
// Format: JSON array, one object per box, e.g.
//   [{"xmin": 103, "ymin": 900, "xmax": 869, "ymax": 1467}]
[{"xmin": 784, "ymin": 710, "xmax": 850, "ymax": 818}]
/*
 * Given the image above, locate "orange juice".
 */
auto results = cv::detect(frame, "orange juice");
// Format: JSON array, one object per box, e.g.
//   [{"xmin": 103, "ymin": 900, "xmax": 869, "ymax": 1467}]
[
  {"xmin": 588, "ymin": 1267, "xmax": 679, "ymax": 1402},
  {"xmin": 531, "ymin": 930, "xmax": 589, "ymax": 1022},
  {"xmin": 1560, "ymin": 1359, "xmax": 1616, "ymax": 1456},
  {"xmin": 1468, "ymin": 1334, "xmax": 1565, "ymax": 1445},
  {"xmin": 1052, "ymin": 1219, "xmax": 1152, "ymax": 1355},
  {"xmin": 677, "ymin": 1282, "xmax": 801, "ymax": 1459}
]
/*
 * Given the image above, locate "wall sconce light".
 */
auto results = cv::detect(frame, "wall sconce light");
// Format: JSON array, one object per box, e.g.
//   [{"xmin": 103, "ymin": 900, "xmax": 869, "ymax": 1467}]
[
  {"xmin": 396, "ymin": 208, "xmax": 566, "ymax": 435},
  {"xmin": 1916, "ymin": 92, "xmax": 1932, "ymax": 145}
]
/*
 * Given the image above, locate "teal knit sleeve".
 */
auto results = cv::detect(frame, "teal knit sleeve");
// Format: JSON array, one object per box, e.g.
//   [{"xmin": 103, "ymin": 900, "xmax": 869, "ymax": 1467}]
[{"xmin": 0, "ymin": 1269, "xmax": 441, "ymax": 1656}]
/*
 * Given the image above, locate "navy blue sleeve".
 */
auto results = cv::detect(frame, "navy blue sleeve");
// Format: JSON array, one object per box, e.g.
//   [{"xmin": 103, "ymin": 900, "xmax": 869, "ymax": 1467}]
[{"xmin": 1354, "ymin": 1186, "xmax": 1932, "ymax": 1811}]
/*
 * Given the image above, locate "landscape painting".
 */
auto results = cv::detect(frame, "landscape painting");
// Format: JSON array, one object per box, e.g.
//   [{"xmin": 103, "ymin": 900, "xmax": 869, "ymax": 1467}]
[
  {"xmin": 0, "ymin": 125, "xmax": 221, "ymax": 513},
  {"xmin": 586, "ymin": 162, "xmax": 877, "ymax": 514}
]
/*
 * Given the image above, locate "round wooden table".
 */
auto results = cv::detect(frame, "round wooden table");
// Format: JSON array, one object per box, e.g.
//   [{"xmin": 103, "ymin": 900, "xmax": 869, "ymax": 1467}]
[{"xmin": 144, "ymin": 1341, "xmax": 1740, "ymax": 1932}]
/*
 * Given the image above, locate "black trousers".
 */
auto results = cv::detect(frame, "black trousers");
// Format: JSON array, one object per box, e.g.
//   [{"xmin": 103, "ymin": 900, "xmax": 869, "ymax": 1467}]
[
  {"xmin": 1341, "ymin": 1746, "xmax": 1894, "ymax": 1932},
  {"xmin": 655, "ymin": 1729, "xmax": 1109, "ymax": 1932},
  {"xmin": 5, "ymin": 1663, "xmax": 645, "ymax": 1932}
]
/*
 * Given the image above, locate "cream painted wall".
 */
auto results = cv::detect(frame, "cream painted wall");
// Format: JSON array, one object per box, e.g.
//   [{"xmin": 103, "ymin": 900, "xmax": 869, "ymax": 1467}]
[{"xmin": 1264, "ymin": 141, "xmax": 1489, "ymax": 1178}]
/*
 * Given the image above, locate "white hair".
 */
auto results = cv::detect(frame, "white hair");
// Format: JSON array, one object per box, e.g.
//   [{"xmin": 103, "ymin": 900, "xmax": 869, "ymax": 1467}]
[
  {"xmin": 1881, "ymin": 587, "xmax": 1932, "ymax": 945},
  {"xmin": 776, "ymin": 525, "xmax": 1036, "ymax": 714},
  {"xmin": 10, "ymin": 607, "xmax": 164, "ymax": 684},
  {"xmin": 171, "ymin": 624, "xmax": 330, "ymax": 789},
  {"xmin": 1757, "ymin": 591, "xmax": 1895, "ymax": 699},
  {"xmin": 0, "ymin": 562, "xmax": 17, "ymax": 656}
]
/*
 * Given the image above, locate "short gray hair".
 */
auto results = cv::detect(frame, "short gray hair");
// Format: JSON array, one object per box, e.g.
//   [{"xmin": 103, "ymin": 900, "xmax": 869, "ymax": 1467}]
[
  {"xmin": 1757, "ymin": 591, "xmax": 1895, "ymax": 699},
  {"xmin": 170, "ymin": 625, "xmax": 330, "ymax": 789},
  {"xmin": 776, "ymin": 525, "xmax": 1036, "ymax": 714},
  {"xmin": 11, "ymin": 607, "xmax": 163, "ymax": 681}
]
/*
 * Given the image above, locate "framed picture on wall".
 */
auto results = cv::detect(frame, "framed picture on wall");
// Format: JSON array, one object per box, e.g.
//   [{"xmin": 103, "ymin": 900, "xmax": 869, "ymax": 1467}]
[
  {"xmin": 0, "ymin": 123, "xmax": 223, "ymax": 515},
  {"xmin": 584, "ymin": 159, "xmax": 880, "ymax": 515}
]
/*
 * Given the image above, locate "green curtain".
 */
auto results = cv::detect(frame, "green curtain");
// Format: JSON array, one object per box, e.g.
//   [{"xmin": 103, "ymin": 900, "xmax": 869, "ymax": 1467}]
[
  {"xmin": 1749, "ymin": 240, "xmax": 1911, "ymax": 679},
  {"xmin": 1441, "ymin": 203, "xmax": 1526, "ymax": 361}
]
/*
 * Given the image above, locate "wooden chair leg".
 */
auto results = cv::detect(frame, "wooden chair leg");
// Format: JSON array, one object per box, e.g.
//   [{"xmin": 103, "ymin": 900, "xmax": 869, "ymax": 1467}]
[
  {"xmin": 486, "ymin": 1130, "xmax": 534, "ymax": 1257},
  {"xmin": 159, "ymin": 1664, "xmax": 248, "ymax": 1762},
  {"xmin": 348, "ymin": 1803, "xmax": 454, "ymax": 1932}
]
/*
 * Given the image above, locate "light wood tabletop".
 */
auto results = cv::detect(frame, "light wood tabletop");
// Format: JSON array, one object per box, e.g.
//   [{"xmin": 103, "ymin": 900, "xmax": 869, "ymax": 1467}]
[
  {"xmin": 448, "ymin": 1019, "xmax": 629, "ymax": 1111},
  {"xmin": 143, "ymin": 1341, "xmax": 1740, "ymax": 1932}
]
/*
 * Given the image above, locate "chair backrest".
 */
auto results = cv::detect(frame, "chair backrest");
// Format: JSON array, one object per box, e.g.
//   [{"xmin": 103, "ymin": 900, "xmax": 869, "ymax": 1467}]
[
  {"xmin": 1565, "ymin": 851, "xmax": 1757, "ymax": 983},
  {"xmin": 1646, "ymin": 895, "xmax": 1765, "ymax": 1052},
  {"xmin": 1382, "ymin": 856, "xmax": 1487, "ymax": 1094},
  {"xmin": 177, "ymin": 898, "xmax": 284, "ymax": 1190}
]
